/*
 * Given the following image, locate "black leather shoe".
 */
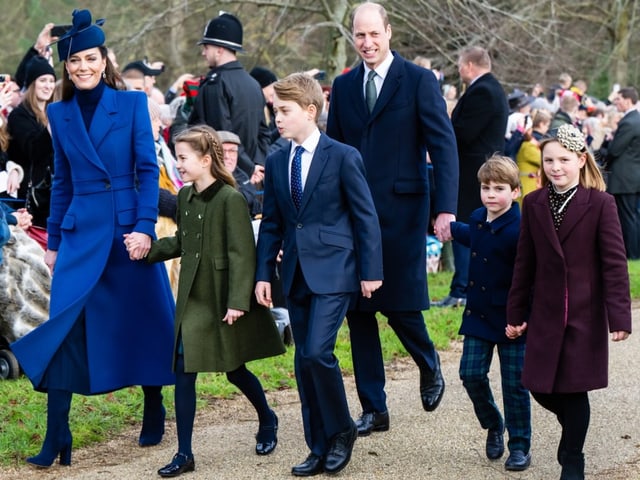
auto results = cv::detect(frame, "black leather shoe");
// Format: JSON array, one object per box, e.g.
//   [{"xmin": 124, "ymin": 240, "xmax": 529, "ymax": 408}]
[
  {"xmin": 324, "ymin": 422, "xmax": 358, "ymax": 474},
  {"xmin": 420, "ymin": 354, "xmax": 445, "ymax": 412},
  {"xmin": 486, "ymin": 426, "xmax": 505, "ymax": 460},
  {"xmin": 255, "ymin": 411, "xmax": 278, "ymax": 455},
  {"xmin": 291, "ymin": 453, "xmax": 324, "ymax": 477},
  {"xmin": 355, "ymin": 411, "xmax": 389, "ymax": 436},
  {"xmin": 431, "ymin": 295, "xmax": 466, "ymax": 308},
  {"xmin": 505, "ymin": 450, "xmax": 531, "ymax": 471},
  {"xmin": 158, "ymin": 453, "xmax": 195, "ymax": 478}
]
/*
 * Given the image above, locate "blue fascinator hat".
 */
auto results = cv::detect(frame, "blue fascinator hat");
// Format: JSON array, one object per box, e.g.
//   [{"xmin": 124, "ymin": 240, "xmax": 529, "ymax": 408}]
[{"xmin": 57, "ymin": 9, "xmax": 106, "ymax": 62}]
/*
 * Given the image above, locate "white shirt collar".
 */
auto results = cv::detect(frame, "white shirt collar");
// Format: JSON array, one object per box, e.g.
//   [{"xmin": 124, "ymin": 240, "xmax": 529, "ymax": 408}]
[
  {"xmin": 291, "ymin": 128, "xmax": 321, "ymax": 157},
  {"xmin": 364, "ymin": 51, "xmax": 394, "ymax": 82}
]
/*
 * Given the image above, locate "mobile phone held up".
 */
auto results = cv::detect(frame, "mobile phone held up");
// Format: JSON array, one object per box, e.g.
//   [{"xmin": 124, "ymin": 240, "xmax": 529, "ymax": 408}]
[
  {"xmin": 51, "ymin": 24, "xmax": 72, "ymax": 38},
  {"xmin": 0, "ymin": 74, "xmax": 8, "ymax": 84}
]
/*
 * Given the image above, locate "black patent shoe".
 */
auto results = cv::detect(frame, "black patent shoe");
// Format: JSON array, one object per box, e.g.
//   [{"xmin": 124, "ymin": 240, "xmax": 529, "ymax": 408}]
[
  {"xmin": 292, "ymin": 453, "xmax": 324, "ymax": 477},
  {"xmin": 419, "ymin": 353, "xmax": 445, "ymax": 412},
  {"xmin": 355, "ymin": 411, "xmax": 390, "ymax": 436},
  {"xmin": 158, "ymin": 453, "xmax": 195, "ymax": 478},
  {"xmin": 256, "ymin": 411, "xmax": 278, "ymax": 455}
]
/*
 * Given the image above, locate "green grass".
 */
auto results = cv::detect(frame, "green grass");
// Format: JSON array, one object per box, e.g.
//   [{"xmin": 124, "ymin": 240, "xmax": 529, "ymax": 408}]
[{"xmin": 0, "ymin": 263, "xmax": 638, "ymax": 466}]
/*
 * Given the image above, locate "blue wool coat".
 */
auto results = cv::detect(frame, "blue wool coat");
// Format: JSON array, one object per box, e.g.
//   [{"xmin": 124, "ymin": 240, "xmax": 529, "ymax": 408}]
[
  {"xmin": 12, "ymin": 87, "xmax": 175, "ymax": 394},
  {"xmin": 451, "ymin": 203, "xmax": 524, "ymax": 344}
]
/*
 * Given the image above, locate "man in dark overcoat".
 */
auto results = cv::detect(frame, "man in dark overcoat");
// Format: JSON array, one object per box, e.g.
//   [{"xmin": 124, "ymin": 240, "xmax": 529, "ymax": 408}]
[
  {"xmin": 326, "ymin": 1, "xmax": 458, "ymax": 435},
  {"xmin": 434, "ymin": 45, "xmax": 509, "ymax": 307}
]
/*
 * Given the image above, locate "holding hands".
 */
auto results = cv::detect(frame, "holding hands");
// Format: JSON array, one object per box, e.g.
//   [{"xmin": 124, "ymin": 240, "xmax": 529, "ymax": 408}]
[
  {"xmin": 505, "ymin": 322, "xmax": 528, "ymax": 340},
  {"xmin": 123, "ymin": 232, "xmax": 151, "ymax": 261}
]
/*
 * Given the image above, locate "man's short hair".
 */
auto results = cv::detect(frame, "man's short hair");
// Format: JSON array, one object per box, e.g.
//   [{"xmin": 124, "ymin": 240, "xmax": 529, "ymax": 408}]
[
  {"xmin": 274, "ymin": 73, "xmax": 324, "ymax": 122},
  {"xmin": 477, "ymin": 155, "xmax": 520, "ymax": 190},
  {"xmin": 459, "ymin": 46, "xmax": 491, "ymax": 70},
  {"xmin": 619, "ymin": 87, "xmax": 639, "ymax": 105}
]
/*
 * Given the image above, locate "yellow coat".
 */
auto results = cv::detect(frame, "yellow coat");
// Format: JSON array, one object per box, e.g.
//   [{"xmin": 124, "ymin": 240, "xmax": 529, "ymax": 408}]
[{"xmin": 516, "ymin": 140, "xmax": 541, "ymax": 205}]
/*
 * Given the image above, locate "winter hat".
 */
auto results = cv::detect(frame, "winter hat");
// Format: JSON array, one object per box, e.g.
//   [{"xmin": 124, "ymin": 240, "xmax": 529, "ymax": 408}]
[
  {"xmin": 24, "ymin": 56, "xmax": 56, "ymax": 88},
  {"xmin": 250, "ymin": 67, "xmax": 277, "ymax": 89}
]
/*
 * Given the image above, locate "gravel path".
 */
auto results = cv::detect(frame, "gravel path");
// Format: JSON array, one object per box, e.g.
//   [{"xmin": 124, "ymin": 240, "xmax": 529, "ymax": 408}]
[{"xmin": 3, "ymin": 309, "xmax": 639, "ymax": 480}]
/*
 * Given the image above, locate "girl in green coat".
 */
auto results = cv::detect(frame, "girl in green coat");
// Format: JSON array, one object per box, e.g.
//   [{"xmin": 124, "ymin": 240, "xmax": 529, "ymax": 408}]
[{"xmin": 128, "ymin": 125, "xmax": 285, "ymax": 477}]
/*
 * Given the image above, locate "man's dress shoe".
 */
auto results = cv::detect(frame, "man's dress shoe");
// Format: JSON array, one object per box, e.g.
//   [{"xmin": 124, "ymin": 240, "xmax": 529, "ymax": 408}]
[
  {"xmin": 324, "ymin": 422, "xmax": 358, "ymax": 474},
  {"xmin": 291, "ymin": 453, "xmax": 324, "ymax": 477},
  {"xmin": 157, "ymin": 453, "xmax": 195, "ymax": 478},
  {"xmin": 431, "ymin": 295, "xmax": 466, "ymax": 308},
  {"xmin": 419, "ymin": 354, "xmax": 445, "ymax": 411},
  {"xmin": 486, "ymin": 426, "xmax": 505, "ymax": 460},
  {"xmin": 355, "ymin": 411, "xmax": 390, "ymax": 436},
  {"xmin": 505, "ymin": 450, "xmax": 531, "ymax": 471}
]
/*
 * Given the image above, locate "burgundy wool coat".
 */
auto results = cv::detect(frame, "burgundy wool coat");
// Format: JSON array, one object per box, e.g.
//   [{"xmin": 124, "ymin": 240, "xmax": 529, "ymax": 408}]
[{"xmin": 507, "ymin": 185, "xmax": 632, "ymax": 394}]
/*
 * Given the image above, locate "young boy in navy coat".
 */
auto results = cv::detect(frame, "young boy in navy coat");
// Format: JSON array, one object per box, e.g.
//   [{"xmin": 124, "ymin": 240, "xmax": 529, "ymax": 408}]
[
  {"xmin": 255, "ymin": 72, "xmax": 383, "ymax": 477},
  {"xmin": 451, "ymin": 156, "xmax": 531, "ymax": 472}
]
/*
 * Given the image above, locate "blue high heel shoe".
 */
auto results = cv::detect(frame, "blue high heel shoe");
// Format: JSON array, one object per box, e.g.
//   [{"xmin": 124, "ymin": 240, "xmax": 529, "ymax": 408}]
[
  {"xmin": 26, "ymin": 389, "xmax": 73, "ymax": 468},
  {"xmin": 139, "ymin": 386, "xmax": 166, "ymax": 446},
  {"xmin": 26, "ymin": 432, "xmax": 72, "ymax": 468}
]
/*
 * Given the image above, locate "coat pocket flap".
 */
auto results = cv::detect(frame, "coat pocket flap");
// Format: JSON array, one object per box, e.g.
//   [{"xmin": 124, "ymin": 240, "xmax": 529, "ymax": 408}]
[
  {"xmin": 60, "ymin": 214, "xmax": 76, "ymax": 231},
  {"xmin": 319, "ymin": 229, "xmax": 353, "ymax": 249}
]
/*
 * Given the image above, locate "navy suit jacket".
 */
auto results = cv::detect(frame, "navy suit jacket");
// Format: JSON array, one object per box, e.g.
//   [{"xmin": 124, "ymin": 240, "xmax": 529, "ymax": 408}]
[
  {"xmin": 327, "ymin": 52, "xmax": 458, "ymax": 310},
  {"xmin": 255, "ymin": 133, "xmax": 383, "ymax": 296},
  {"xmin": 605, "ymin": 109, "xmax": 640, "ymax": 194}
]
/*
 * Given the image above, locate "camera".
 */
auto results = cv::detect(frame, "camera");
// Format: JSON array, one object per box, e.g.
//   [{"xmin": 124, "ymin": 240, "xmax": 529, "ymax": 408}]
[
  {"xmin": 51, "ymin": 24, "xmax": 72, "ymax": 37},
  {"xmin": 0, "ymin": 74, "xmax": 8, "ymax": 84},
  {"xmin": 313, "ymin": 70, "xmax": 326, "ymax": 81}
]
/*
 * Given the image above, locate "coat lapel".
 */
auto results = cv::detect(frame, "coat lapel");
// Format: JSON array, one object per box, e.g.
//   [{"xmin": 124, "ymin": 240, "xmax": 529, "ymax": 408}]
[
  {"xmin": 369, "ymin": 54, "xmax": 401, "ymax": 121},
  {"xmin": 298, "ymin": 135, "xmax": 329, "ymax": 213},
  {"xmin": 88, "ymin": 87, "xmax": 118, "ymax": 151},
  {"xmin": 274, "ymin": 145, "xmax": 297, "ymax": 213},
  {"xmin": 557, "ymin": 186, "xmax": 590, "ymax": 244},
  {"xmin": 530, "ymin": 189, "xmax": 564, "ymax": 258}
]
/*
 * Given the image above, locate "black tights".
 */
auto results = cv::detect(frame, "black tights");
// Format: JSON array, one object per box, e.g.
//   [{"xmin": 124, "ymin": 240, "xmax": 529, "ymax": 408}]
[
  {"xmin": 531, "ymin": 391, "xmax": 590, "ymax": 456},
  {"xmin": 174, "ymin": 356, "xmax": 272, "ymax": 456}
]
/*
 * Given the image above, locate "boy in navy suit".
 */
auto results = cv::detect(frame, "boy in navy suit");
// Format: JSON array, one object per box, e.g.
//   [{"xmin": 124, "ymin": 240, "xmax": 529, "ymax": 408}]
[
  {"xmin": 255, "ymin": 72, "xmax": 383, "ymax": 477},
  {"xmin": 451, "ymin": 155, "xmax": 531, "ymax": 472}
]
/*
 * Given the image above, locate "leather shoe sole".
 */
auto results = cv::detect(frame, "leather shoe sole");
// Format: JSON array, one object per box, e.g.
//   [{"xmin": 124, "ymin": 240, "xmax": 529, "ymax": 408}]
[
  {"xmin": 292, "ymin": 453, "xmax": 324, "ymax": 477},
  {"xmin": 356, "ymin": 411, "xmax": 389, "ymax": 436},
  {"xmin": 505, "ymin": 450, "xmax": 531, "ymax": 471}
]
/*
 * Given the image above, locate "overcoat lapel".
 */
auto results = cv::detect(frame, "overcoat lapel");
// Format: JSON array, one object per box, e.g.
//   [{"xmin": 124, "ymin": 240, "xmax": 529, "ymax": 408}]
[
  {"xmin": 350, "ymin": 64, "xmax": 369, "ymax": 122},
  {"xmin": 369, "ymin": 55, "xmax": 401, "ymax": 122},
  {"xmin": 88, "ymin": 87, "xmax": 118, "ymax": 152},
  {"xmin": 530, "ymin": 191, "xmax": 565, "ymax": 258},
  {"xmin": 557, "ymin": 187, "xmax": 590, "ymax": 244}
]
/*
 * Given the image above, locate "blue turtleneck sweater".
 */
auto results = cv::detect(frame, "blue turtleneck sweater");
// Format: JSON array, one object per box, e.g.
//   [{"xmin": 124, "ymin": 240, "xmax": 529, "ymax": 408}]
[{"xmin": 75, "ymin": 79, "xmax": 106, "ymax": 131}]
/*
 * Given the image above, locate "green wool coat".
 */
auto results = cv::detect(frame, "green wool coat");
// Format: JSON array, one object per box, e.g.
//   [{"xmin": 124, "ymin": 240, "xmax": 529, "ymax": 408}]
[{"xmin": 148, "ymin": 181, "xmax": 285, "ymax": 373}]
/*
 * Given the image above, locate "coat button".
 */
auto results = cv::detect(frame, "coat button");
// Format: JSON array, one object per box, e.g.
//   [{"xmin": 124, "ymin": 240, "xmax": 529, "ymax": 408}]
[
  {"xmin": 481, "ymin": 286, "xmax": 486, "ymax": 291},
  {"xmin": 471, "ymin": 251, "xmax": 477, "ymax": 257},
  {"xmin": 483, "ymin": 258, "xmax": 488, "ymax": 263},
  {"xmin": 469, "ymin": 280, "xmax": 475, "ymax": 287},
  {"xmin": 185, "ymin": 210, "xmax": 189, "ymax": 216},
  {"xmin": 105, "ymin": 182, "xmax": 111, "ymax": 189},
  {"xmin": 465, "ymin": 310, "xmax": 471, "ymax": 316},
  {"xmin": 195, "ymin": 252, "xmax": 200, "ymax": 258},
  {"xmin": 196, "ymin": 233, "xmax": 201, "ymax": 239},
  {"xmin": 296, "ymin": 223, "xmax": 303, "ymax": 229},
  {"xmin": 198, "ymin": 214, "xmax": 203, "ymax": 219}
]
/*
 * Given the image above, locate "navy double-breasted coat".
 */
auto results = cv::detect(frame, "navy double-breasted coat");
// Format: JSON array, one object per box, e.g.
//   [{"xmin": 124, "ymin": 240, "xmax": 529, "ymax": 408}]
[{"xmin": 12, "ymin": 87, "xmax": 175, "ymax": 394}]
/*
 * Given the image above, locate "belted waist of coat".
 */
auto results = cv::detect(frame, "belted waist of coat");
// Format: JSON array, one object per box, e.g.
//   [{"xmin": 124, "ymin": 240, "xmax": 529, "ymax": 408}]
[{"xmin": 73, "ymin": 173, "xmax": 137, "ymax": 195}]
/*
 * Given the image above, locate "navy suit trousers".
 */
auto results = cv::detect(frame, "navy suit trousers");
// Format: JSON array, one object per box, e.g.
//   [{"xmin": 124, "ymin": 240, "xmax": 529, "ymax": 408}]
[{"xmin": 287, "ymin": 264, "xmax": 354, "ymax": 455}]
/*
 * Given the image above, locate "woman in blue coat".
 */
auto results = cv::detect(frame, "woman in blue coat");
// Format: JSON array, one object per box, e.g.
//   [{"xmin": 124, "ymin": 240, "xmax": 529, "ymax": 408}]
[{"xmin": 11, "ymin": 9, "xmax": 175, "ymax": 467}]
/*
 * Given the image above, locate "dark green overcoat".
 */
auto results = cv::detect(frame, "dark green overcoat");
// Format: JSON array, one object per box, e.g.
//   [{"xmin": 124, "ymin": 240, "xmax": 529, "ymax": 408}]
[{"xmin": 148, "ymin": 181, "xmax": 285, "ymax": 372}]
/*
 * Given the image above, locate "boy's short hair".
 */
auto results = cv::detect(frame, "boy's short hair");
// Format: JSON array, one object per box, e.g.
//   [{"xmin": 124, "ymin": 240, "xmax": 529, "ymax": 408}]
[
  {"xmin": 273, "ymin": 73, "xmax": 324, "ymax": 122},
  {"xmin": 477, "ymin": 155, "xmax": 520, "ymax": 190}
]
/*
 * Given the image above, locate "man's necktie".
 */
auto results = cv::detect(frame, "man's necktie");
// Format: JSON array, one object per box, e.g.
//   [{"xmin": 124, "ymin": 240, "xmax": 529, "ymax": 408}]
[
  {"xmin": 365, "ymin": 70, "xmax": 377, "ymax": 113},
  {"xmin": 291, "ymin": 145, "xmax": 304, "ymax": 209}
]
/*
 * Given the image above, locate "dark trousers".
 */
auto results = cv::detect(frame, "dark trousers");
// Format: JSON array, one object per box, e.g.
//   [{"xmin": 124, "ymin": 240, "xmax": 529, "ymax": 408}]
[
  {"xmin": 614, "ymin": 193, "xmax": 640, "ymax": 259},
  {"xmin": 449, "ymin": 239, "xmax": 470, "ymax": 298},
  {"xmin": 286, "ymin": 265, "xmax": 353, "ymax": 456},
  {"xmin": 459, "ymin": 336, "xmax": 531, "ymax": 453},
  {"xmin": 347, "ymin": 309, "xmax": 438, "ymax": 414}
]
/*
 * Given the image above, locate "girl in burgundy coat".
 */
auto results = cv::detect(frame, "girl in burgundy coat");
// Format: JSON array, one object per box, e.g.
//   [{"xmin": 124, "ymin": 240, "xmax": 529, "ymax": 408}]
[{"xmin": 506, "ymin": 124, "xmax": 631, "ymax": 480}]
